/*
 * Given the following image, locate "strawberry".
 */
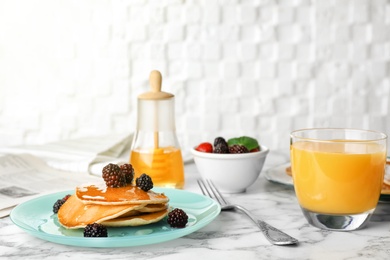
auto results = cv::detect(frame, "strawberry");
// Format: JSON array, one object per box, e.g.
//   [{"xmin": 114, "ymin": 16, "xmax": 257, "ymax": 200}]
[{"xmin": 196, "ymin": 142, "xmax": 213, "ymax": 153}]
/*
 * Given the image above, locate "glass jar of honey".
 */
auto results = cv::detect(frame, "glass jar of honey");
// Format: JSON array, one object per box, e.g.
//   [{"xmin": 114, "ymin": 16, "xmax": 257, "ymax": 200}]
[{"xmin": 130, "ymin": 70, "xmax": 185, "ymax": 189}]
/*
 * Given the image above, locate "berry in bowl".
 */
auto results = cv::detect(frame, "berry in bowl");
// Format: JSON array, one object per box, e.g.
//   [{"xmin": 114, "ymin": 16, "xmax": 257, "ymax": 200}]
[{"xmin": 191, "ymin": 136, "xmax": 269, "ymax": 193}]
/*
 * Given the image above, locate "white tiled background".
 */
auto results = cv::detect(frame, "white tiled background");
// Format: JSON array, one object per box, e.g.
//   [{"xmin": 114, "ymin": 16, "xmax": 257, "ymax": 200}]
[{"xmin": 0, "ymin": 0, "xmax": 389, "ymax": 155}]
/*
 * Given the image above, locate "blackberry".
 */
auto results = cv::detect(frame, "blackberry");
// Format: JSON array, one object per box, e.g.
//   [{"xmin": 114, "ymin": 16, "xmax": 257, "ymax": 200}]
[
  {"xmin": 83, "ymin": 223, "xmax": 108, "ymax": 237},
  {"xmin": 102, "ymin": 163, "xmax": 126, "ymax": 188},
  {"xmin": 53, "ymin": 194, "xmax": 71, "ymax": 213},
  {"xmin": 229, "ymin": 144, "xmax": 249, "ymax": 154},
  {"xmin": 214, "ymin": 137, "xmax": 228, "ymax": 147},
  {"xmin": 120, "ymin": 163, "xmax": 134, "ymax": 184},
  {"xmin": 52, "ymin": 199, "xmax": 64, "ymax": 213},
  {"xmin": 214, "ymin": 143, "xmax": 229, "ymax": 154},
  {"xmin": 136, "ymin": 173, "xmax": 153, "ymax": 191},
  {"xmin": 167, "ymin": 208, "xmax": 188, "ymax": 228}
]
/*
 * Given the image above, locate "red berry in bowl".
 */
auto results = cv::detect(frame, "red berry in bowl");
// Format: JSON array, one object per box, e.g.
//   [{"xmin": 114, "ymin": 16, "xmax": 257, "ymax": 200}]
[{"xmin": 195, "ymin": 142, "xmax": 213, "ymax": 153}]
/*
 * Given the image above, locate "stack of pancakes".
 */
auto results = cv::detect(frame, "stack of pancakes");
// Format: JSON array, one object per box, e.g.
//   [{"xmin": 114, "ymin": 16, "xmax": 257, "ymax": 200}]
[{"xmin": 58, "ymin": 182, "xmax": 169, "ymax": 229}]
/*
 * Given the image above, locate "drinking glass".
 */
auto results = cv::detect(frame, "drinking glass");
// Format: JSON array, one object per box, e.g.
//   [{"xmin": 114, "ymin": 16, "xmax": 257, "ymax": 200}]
[{"xmin": 290, "ymin": 128, "xmax": 387, "ymax": 231}]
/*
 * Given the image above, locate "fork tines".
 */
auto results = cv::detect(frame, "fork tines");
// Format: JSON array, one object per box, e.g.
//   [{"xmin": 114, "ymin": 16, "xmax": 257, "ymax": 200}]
[{"xmin": 197, "ymin": 179, "xmax": 229, "ymax": 205}]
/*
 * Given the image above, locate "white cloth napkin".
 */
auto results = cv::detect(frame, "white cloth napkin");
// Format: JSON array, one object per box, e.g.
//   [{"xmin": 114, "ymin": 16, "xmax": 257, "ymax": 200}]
[{"xmin": 0, "ymin": 133, "xmax": 133, "ymax": 176}]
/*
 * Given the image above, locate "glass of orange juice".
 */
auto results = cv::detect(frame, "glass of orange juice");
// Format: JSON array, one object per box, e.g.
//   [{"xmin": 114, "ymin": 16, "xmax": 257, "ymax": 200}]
[{"xmin": 290, "ymin": 128, "xmax": 387, "ymax": 231}]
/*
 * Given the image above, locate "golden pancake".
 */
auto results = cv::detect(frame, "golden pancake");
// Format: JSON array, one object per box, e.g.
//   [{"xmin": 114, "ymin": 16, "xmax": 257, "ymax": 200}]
[
  {"xmin": 382, "ymin": 182, "xmax": 390, "ymax": 194},
  {"xmin": 119, "ymin": 203, "xmax": 168, "ymax": 217},
  {"xmin": 285, "ymin": 166, "xmax": 292, "ymax": 176},
  {"xmin": 138, "ymin": 203, "xmax": 168, "ymax": 212},
  {"xmin": 101, "ymin": 209, "xmax": 169, "ymax": 227},
  {"xmin": 76, "ymin": 182, "xmax": 169, "ymax": 205},
  {"xmin": 384, "ymin": 162, "xmax": 390, "ymax": 186},
  {"xmin": 58, "ymin": 195, "xmax": 146, "ymax": 229}
]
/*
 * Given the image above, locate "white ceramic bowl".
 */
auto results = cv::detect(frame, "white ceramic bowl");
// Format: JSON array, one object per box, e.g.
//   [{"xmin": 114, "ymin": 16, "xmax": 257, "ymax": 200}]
[{"xmin": 191, "ymin": 145, "xmax": 269, "ymax": 193}]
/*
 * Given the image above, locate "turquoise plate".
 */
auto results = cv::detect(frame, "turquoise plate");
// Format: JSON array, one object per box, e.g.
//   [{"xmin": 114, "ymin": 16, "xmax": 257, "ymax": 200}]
[{"xmin": 10, "ymin": 188, "xmax": 221, "ymax": 247}]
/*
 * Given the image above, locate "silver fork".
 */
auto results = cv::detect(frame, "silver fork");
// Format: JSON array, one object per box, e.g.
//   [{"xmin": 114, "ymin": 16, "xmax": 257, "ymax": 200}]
[{"xmin": 197, "ymin": 179, "xmax": 299, "ymax": 246}]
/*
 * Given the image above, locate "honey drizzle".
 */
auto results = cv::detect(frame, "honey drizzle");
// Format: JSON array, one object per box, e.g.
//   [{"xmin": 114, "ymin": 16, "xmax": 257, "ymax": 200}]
[{"xmin": 76, "ymin": 182, "xmax": 168, "ymax": 203}]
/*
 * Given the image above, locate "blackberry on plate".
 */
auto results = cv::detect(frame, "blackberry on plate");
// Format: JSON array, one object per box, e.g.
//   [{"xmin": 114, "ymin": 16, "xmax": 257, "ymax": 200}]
[
  {"xmin": 120, "ymin": 163, "xmax": 134, "ymax": 184},
  {"xmin": 53, "ymin": 194, "xmax": 71, "ymax": 213},
  {"xmin": 136, "ymin": 173, "xmax": 153, "ymax": 191},
  {"xmin": 167, "ymin": 208, "xmax": 188, "ymax": 228},
  {"xmin": 214, "ymin": 143, "xmax": 229, "ymax": 154},
  {"xmin": 102, "ymin": 163, "xmax": 126, "ymax": 188},
  {"xmin": 83, "ymin": 223, "xmax": 108, "ymax": 237},
  {"xmin": 229, "ymin": 144, "xmax": 249, "ymax": 154},
  {"xmin": 214, "ymin": 137, "xmax": 228, "ymax": 147}
]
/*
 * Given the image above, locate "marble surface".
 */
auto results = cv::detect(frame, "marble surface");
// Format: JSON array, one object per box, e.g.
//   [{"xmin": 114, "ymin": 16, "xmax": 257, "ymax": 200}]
[{"xmin": 2, "ymin": 151, "xmax": 390, "ymax": 260}]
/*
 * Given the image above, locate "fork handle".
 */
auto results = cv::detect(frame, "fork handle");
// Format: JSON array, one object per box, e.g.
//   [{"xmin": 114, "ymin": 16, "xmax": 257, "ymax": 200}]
[{"xmin": 234, "ymin": 205, "xmax": 298, "ymax": 246}]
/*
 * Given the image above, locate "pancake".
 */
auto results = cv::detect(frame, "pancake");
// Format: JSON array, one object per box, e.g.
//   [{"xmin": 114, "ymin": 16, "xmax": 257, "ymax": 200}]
[
  {"xmin": 382, "ymin": 182, "xmax": 390, "ymax": 194},
  {"xmin": 285, "ymin": 166, "xmax": 292, "ymax": 176},
  {"xmin": 101, "ymin": 209, "xmax": 169, "ymax": 227},
  {"xmin": 58, "ymin": 195, "xmax": 146, "ymax": 229},
  {"xmin": 119, "ymin": 203, "xmax": 168, "ymax": 217},
  {"xmin": 138, "ymin": 203, "xmax": 168, "ymax": 212},
  {"xmin": 384, "ymin": 162, "xmax": 390, "ymax": 186},
  {"xmin": 76, "ymin": 182, "xmax": 169, "ymax": 205}
]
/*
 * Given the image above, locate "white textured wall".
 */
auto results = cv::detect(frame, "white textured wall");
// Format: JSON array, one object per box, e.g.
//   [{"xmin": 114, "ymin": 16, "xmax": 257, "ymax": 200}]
[{"xmin": 0, "ymin": 0, "xmax": 389, "ymax": 155}]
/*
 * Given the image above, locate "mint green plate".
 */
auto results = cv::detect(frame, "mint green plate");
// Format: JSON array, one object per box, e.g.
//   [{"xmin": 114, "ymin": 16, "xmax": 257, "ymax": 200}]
[{"xmin": 10, "ymin": 188, "xmax": 220, "ymax": 247}]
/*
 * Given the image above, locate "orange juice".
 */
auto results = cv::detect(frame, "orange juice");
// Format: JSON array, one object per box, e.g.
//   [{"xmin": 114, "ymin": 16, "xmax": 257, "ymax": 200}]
[
  {"xmin": 130, "ymin": 146, "xmax": 185, "ymax": 189},
  {"xmin": 291, "ymin": 141, "xmax": 386, "ymax": 214}
]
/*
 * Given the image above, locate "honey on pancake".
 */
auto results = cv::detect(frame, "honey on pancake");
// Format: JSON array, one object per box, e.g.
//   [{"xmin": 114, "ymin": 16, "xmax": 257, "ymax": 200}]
[{"xmin": 76, "ymin": 182, "xmax": 168, "ymax": 204}]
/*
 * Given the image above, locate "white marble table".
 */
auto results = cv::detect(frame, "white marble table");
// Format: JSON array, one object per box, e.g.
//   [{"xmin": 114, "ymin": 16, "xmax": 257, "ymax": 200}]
[{"xmin": 1, "ymin": 151, "xmax": 390, "ymax": 260}]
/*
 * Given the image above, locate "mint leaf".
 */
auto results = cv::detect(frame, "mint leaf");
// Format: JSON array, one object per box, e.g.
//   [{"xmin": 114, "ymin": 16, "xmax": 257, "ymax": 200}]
[{"xmin": 227, "ymin": 136, "xmax": 259, "ymax": 151}]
